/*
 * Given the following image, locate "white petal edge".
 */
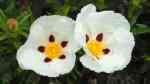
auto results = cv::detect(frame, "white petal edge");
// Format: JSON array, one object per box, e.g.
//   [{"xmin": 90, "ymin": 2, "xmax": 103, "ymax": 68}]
[
  {"xmin": 17, "ymin": 46, "xmax": 59, "ymax": 77},
  {"xmin": 76, "ymin": 11, "xmax": 130, "ymax": 34},
  {"xmin": 50, "ymin": 52, "xmax": 76, "ymax": 75},
  {"xmin": 75, "ymin": 11, "xmax": 130, "ymax": 46},
  {"xmin": 17, "ymin": 46, "xmax": 76, "ymax": 77},
  {"xmin": 80, "ymin": 53, "xmax": 130, "ymax": 73},
  {"xmin": 27, "ymin": 15, "xmax": 79, "ymax": 51},
  {"xmin": 78, "ymin": 4, "xmax": 96, "ymax": 19}
]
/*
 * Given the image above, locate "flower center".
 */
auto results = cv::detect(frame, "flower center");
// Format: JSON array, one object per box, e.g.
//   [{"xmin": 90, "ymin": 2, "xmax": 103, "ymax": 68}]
[
  {"xmin": 38, "ymin": 34, "xmax": 68, "ymax": 63},
  {"xmin": 44, "ymin": 42, "xmax": 62, "ymax": 59},
  {"xmin": 86, "ymin": 40, "xmax": 106, "ymax": 58}
]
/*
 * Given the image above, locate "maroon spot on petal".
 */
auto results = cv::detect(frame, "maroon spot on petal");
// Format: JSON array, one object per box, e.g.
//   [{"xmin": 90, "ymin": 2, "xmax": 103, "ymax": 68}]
[
  {"xmin": 49, "ymin": 35, "xmax": 55, "ymax": 42},
  {"xmin": 61, "ymin": 41, "xmax": 68, "ymax": 48},
  {"xmin": 38, "ymin": 46, "xmax": 45, "ymax": 52},
  {"xmin": 96, "ymin": 33, "xmax": 103, "ymax": 42},
  {"xmin": 103, "ymin": 48, "xmax": 110, "ymax": 54},
  {"xmin": 44, "ymin": 57, "xmax": 52, "ymax": 63},
  {"xmin": 86, "ymin": 34, "xmax": 89, "ymax": 42},
  {"xmin": 59, "ymin": 54, "xmax": 66, "ymax": 59}
]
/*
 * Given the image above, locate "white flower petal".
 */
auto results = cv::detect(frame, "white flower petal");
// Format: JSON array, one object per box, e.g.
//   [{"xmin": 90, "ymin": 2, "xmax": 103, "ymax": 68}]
[
  {"xmin": 75, "ymin": 5, "xmax": 130, "ymax": 46},
  {"xmin": 74, "ymin": 22, "xmax": 86, "ymax": 46},
  {"xmin": 17, "ymin": 46, "xmax": 59, "ymax": 77},
  {"xmin": 80, "ymin": 53, "xmax": 131, "ymax": 73},
  {"xmin": 80, "ymin": 55, "xmax": 101, "ymax": 72},
  {"xmin": 106, "ymin": 28, "xmax": 135, "ymax": 59},
  {"xmin": 17, "ymin": 45, "xmax": 76, "ymax": 77},
  {"xmin": 76, "ymin": 4, "xmax": 130, "ymax": 40},
  {"xmin": 97, "ymin": 53, "xmax": 129, "ymax": 73},
  {"xmin": 50, "ymin": 52, "xmax": 76, "ymax": 75},
  {"xmin": 77, "ymin": 11, "xmax": 130, "ymax": 33},
  {"xmin": 27, "ymin": 15, "xmax": 79, "ymax": 50},
  {"xmin": 77, "ymin": 4, "xmax": 96, "ymax": 20}
]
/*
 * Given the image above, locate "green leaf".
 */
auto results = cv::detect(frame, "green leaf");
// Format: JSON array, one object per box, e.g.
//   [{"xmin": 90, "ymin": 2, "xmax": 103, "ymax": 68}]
[
  {"xmin": 144, "ymin": 55, "xmax": 150, "ymax": 61},
  {"xmin": 127, "ymin": 0, "xmax": 145, "ymax": 25},
  {"xmin": 96, "ymin": 0, "xmax": 107, "ymax": 10},
  {"xmin": 24, "ymin": 73, "xmax": 40, "ymax": 84},
  {"xmin": 0, "ymin": 9, "xmax": 7, "ymax": 27},
  {"xmin": 131, "ymin": 24, "xmax": 150, "ymax": 34},
  {"xmin": 18, "ymin": 10, "xmax": 32, "ymax": 26},
  {"xmin": 0, "ymin": 35, "xmax": 7, "ymax": 41},
  {"xmin": 0, "ymin": 61, "xmax": 11, "ymax": 76},
  {"xmin": 0, "ymin": 9, "xmax": 6, "ymax": 19},
  {"xmin": 62, "ymin": 4, "xmax": 71, "ymax": 16}
]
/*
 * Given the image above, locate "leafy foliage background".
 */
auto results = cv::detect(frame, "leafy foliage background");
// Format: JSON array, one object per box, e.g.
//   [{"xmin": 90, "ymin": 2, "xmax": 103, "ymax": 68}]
[{"xmin": 0, "ymin": 0, "xmax": 150, "ymax": 84}]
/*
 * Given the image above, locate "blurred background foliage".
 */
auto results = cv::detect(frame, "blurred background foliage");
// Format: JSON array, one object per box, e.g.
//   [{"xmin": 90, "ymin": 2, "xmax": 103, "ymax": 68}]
[{"xmin": 0, "ymin": 0, "xmax": 150, "ymax": 84}]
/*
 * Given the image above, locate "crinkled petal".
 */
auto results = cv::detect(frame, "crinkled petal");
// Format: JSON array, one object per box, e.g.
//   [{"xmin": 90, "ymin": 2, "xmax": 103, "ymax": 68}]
[
  {"xmin": 17, "ymin": 46, "xmax": 76, "ymax": 77},
  {"xmin": 80, "ymin": 55, "xmax": 101, "ymax": 72},
  {"xmin": 17, "ymin": 46, "xmax": 59, "ymax": 77},
  {"xmin": 76, "ymin": 11, "xmax": 130, "ymax": 34},
  {"xmin": 77, "ymin": 4, "xmax": 96, "ymax": 20},
  {"xmin": 75, "ymin": 11, "xmax": 130, "ymax": 46},
  {"xmin": 80, "ymin": 53, "xmax": 130, "ymax": 73},
  {"xmin": 26, "ymin": 15, "xmax": 79, "ymax": 52},
  {"xmin": 49, "ymin": 52, "xmax": 76, "ymax": 75}
]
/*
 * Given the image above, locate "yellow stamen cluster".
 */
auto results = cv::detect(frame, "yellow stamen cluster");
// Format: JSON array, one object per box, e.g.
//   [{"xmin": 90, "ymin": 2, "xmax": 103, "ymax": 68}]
[
  {"xmin": 86, "ymin": 40, "xmax": 106, "ymax": 59},
  {"xmin": 44, "ymin": 42, "xmax": 62, "ymax": 59}
]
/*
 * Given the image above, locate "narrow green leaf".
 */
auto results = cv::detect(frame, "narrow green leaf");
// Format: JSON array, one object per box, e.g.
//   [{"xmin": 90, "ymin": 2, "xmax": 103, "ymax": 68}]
[
  {"xmin": 0, "ymin": 9, "xmax": 6, "ymax": 19},
  {"xmin": 127, "ymin": 0, "xmax": 145, "ymax": 25},
  {"xmin": 131, "ymin": 24, "xmax": 150, "ymax": 34},
  {"xmin": 18, "ymin": 14, "xmax": 31, "ymax": 26},
  {"xmin": 0, "ymin": 9, "xmax": 7, "ymax": 26},
  {"xmin": 0, "ymin": 35, "xmax": 7, "ymax": 41},
  {"xmin": 63, "ymin": 4, "xmax": 71, "ymax": 16},
  {"xmin": 144, "ymin": 55, "xmax": 150, "ymax": 61}
]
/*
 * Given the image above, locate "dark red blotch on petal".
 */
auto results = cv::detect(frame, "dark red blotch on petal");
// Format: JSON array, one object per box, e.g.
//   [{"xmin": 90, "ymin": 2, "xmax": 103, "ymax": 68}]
[
  {"xmin": 44, "ymin": 57, "xmax": 52, "ymax": 63},
  {"xmin": 103, "ymin": 48, "xmax": 110, "ymax": 54},
  {"xmin": 61, "ymin": 41, "xmax": 68, "ymax": 48},
  {"xmin": 59, "ymin": 54, "xmax": 66, "ymax": 59},
  {"xmin": 96, "ymin": 33, "xmax": 103, "ymax": 42},
  {"xmin": 49, "ymin": 35, "xmax": 55, "ymax": 42},
  {"xmin": 38, "ymin": 46, "xmax": 45, "ymax": 52},
  {"xmin": 86, "ymin": 34, "xmax": 89, "ymax": 42}
]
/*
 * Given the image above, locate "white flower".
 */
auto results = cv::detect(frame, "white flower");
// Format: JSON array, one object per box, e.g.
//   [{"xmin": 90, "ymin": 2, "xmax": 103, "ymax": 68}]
[
  {"xmin": 17, "ymin": 15, "xmax": 79, "ymax": 77},
  {"xmin": 75, "ymin": 4, "xmax": 135, "ymax": 73}
]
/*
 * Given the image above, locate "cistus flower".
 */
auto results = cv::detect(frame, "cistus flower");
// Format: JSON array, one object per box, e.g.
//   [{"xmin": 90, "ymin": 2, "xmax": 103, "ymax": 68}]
[
  {"xmin": 17, "ymin": 15, "xmax": 78, "ymax": 77},
  {"xmin": 75, "ymin": 4, "xmax": 135, "ymax": 73}
]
